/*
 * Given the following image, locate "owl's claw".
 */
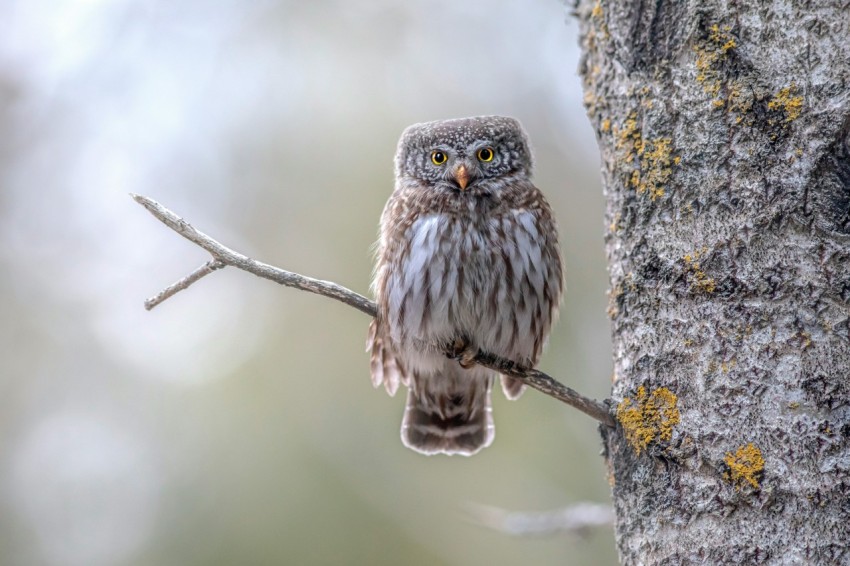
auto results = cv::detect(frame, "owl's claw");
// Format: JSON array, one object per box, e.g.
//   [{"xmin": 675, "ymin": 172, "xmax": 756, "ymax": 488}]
[
  {"xmin": 448, "ymin": 337, "xmax": 468, "ymax": 358},
  {"xmin": 457, "ymin": 350, "xmax": 477, "ymax": 369},
  {"xmin": 448, "ymin": 337, "xmax": 478, "ymax": 369}
]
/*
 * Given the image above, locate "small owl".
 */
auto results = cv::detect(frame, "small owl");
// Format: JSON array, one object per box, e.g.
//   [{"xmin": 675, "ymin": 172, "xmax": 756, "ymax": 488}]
[{"xmin": 368, "ymin": 116, "xmax": 563, "ymax": 456}]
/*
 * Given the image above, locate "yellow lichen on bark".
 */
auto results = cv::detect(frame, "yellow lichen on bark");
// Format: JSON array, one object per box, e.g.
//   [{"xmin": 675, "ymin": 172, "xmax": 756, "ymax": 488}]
[
  {"xmin": 724, "ymin": 443, "xmax": 765, "ymax": 489},
  {"xmin": 590, "ymin": 0, "xmax": 609, "ymax": 41},
  {"xmin": 768, "ymin": 83, "xmax": 804, "ymax": 122},
  {"xmin": 683, "ymin": 249, "xmax": 716, "ymax": 293},
  {"xmin": 694, "ymin": 24, "xmax": 737, "ymax": 98},
  {"xmin": 615, "ymin": 111, "xmax": 642, "ymax": 163},
  {"xmin": 591, "ymin": 0, "xmax": 603, "ymax": 18},
  {"xmin": 617, "ymin": 386, "xmax": 680, "ymax": 454},
  {"xmin": 632, "ymin": 138, "xmax": 679, "ymax": 200},
  {"xmin": 727, "ymin": 81, "xmax": 753, "ymax": 123},
  {"xmin": 615, "ymin": 113, "xmax": 679, "ymax": 200}
]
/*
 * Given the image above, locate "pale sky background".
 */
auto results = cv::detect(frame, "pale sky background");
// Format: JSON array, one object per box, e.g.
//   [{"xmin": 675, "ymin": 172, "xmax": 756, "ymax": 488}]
[{"xmin": 0, "ymin": 1, "xmax": 615, "ymax": 564}]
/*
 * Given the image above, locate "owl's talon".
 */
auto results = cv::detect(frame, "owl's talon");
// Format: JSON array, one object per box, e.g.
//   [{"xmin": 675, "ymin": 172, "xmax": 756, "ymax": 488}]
[
  {"xmin": 457, "ymin": 349, "xmax": 478, "ymax": 369},
  {"xmin": 450, "ymin": 337, "xmax": 468, "ymax": 355},
  {"xmin": 446, "ymin": 338, "xmax": 478, "ymax": 368}
]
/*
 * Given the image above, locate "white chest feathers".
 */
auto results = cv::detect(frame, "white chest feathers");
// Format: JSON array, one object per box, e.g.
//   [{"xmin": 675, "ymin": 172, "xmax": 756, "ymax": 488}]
[{"xmin": 384, "ymin": 211, "xmax": 556, "ymax": 368}]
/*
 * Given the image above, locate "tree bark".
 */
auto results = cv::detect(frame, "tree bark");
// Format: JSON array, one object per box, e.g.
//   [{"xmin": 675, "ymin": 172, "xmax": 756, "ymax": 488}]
[{"xmin": 574, "ymin": 0, "xmax": 850, "ymax": 563}]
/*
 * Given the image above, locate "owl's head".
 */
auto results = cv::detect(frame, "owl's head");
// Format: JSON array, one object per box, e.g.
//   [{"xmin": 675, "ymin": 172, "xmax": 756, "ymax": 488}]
[{"xmin": 395, "ymin": 116, "xmax": 533, "ymax": 194}]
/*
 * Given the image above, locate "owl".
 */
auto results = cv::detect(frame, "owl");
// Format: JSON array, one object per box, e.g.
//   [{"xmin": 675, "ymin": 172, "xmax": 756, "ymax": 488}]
[{"xmin": 367, "ymin": 116, "xmax": 563, "ymax": 456}]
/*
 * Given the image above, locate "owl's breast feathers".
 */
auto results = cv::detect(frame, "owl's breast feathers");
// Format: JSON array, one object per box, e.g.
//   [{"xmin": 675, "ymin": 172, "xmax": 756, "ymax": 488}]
[{"xmin": 374, "ymin": 179, "xmax": 563, "ymax": 376}]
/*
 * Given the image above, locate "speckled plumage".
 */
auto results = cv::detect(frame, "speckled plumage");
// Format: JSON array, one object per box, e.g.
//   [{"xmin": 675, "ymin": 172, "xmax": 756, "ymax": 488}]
[{"xmin": 368, "ymin": 116, "xmax": 564, "ymax": 455}]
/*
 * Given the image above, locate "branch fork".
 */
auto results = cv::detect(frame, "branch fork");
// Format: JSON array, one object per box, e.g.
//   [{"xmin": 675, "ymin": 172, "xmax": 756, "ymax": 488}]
[{"xmin": 132, "ymin": 194, "xmax": 615, "ymax": 427}]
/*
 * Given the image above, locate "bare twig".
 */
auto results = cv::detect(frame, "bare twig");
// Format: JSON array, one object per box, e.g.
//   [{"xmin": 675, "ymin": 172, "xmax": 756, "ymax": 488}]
[
  {"xmin": 132, "ymin": 194, "xmax": 376, "ymax": 317},
  {"xmin": 132, "ymin": 194, "xmax": 616, "ymax": 427},
  {"xmin": 145, "ymin": 259, "xmax": 225, "ymax": 310},
  {"xmin": 465, "ymin": 502, "xmax": 615, "ymax": 536}
]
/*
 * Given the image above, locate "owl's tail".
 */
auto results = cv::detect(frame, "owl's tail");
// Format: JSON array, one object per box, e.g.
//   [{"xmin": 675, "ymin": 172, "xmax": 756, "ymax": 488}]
[{"xmin": 401, "ymin": 365, "xmax": 494, "ymax": 456}]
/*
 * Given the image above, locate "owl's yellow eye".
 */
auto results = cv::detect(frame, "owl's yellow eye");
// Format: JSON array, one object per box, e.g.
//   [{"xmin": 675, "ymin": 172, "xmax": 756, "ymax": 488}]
[
  {"xmin": 477, "ymin": 147, "xmax": 494, "ymax": 162},
  {"xmin": 431, "ymin": 150, "xmax": 447, "ymax": 165}
]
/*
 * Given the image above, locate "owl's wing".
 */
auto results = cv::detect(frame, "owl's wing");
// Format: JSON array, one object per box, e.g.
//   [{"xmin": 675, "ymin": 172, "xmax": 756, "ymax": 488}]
[
  {"xmin": 366, "ymin": 318, "xmax": 408, "ymax": 396},
  {"xmin": 498, "ymin": 194, "xmax": 565, "ymax": 401}
]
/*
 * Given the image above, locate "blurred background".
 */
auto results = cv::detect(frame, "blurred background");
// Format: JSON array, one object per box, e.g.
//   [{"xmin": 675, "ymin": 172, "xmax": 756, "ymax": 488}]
[{"xmin": 0, "ymin": 0, "xmax": 614, "ymax": 564}]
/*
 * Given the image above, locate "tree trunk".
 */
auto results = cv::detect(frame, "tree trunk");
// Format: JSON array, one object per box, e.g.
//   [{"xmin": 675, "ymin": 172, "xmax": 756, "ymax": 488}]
[{"xmin": 573, "ymin": 0, "xmax": 850, "ymax": 563}]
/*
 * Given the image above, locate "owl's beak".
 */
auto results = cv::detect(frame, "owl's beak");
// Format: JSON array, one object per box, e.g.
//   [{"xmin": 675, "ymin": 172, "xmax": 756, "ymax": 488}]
[{"xmin": 453, "ymin": 164, "xmax": 470, "ymax": 190}]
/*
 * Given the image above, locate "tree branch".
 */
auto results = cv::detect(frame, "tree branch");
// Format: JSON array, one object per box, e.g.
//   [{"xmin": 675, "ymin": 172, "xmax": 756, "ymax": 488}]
[
  {"xmin": 132, "ymin": 194, "xmax": 616, "ymax": 427},
  {"xmin": 473, "ymin": 351, "xmax": 614, "ymax": 426}
]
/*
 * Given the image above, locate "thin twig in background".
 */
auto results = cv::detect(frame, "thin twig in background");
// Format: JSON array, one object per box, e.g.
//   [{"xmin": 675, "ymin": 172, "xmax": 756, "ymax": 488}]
[
  {"xmin": 132, "ymin": 193, "xmax": 616, "ymax": 427},
  {"xmin": 465, "ymin": 502, "xmax": 615, "ymax": 536}
]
